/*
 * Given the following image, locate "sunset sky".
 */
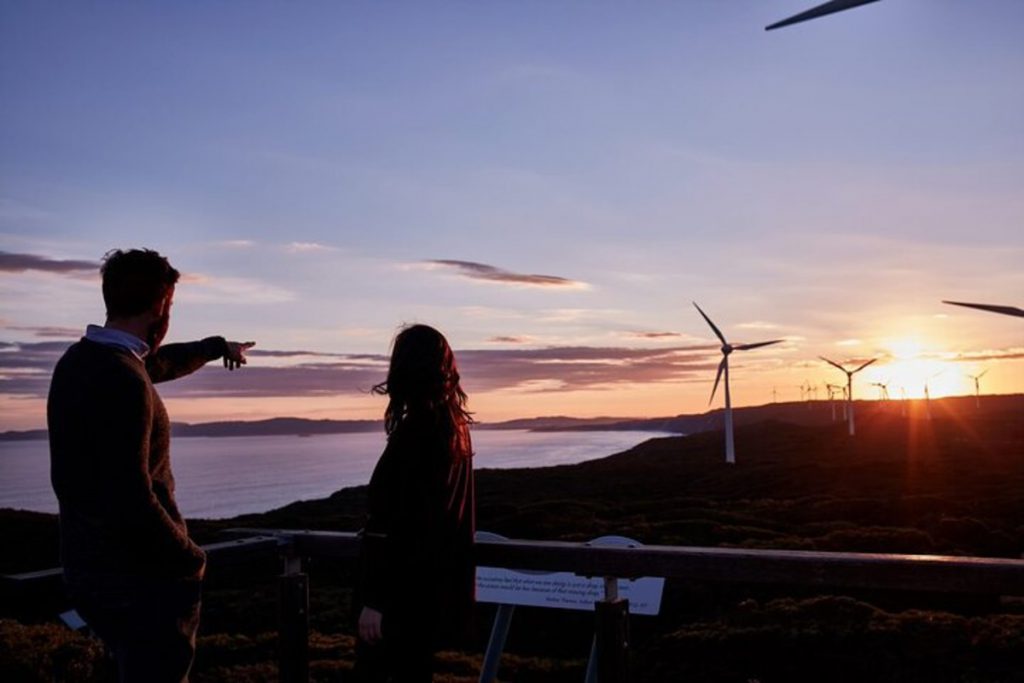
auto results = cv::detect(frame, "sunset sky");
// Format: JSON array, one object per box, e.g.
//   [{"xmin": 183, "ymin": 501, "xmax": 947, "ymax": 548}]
[{"xmin": 2, "ymin": 1, "xmax": 1022, "ymax": 430}]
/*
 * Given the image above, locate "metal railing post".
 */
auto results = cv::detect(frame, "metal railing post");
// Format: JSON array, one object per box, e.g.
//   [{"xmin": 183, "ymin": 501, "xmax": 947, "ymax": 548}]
[
  {"xmin": 278, "ymin": 549, "xmax": 309, "ymax": 683},
  {"xmin": 479, "ymin": 603, "xmax": 516, "ymax": 683}
]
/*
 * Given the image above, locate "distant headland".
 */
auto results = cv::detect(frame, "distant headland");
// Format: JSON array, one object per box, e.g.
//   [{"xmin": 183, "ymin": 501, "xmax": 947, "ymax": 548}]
[{"xmin": 3, "ymin": 393, "xmax": 1021, "ymax": 443}]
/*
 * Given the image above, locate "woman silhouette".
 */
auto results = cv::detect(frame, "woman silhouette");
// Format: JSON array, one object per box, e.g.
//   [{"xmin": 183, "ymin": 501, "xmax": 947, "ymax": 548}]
[{"xmin": 355, "ymin": 324, "xmax": 476, "ymax": 682}]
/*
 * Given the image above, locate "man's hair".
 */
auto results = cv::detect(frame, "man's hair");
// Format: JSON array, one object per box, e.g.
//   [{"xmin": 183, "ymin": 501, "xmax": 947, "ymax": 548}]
[{"xmin": 101, "ymin": 249, "xmax": 180, "ymax": 318}]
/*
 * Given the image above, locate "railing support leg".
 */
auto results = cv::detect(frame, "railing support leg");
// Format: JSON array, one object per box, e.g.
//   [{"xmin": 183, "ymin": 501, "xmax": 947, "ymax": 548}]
[
  {"xmin": 479, "ymin": 603, "xmax": 516, "ymax": 683},
  {"xmin": 278, "ymin": 554, "xmax": 309, "ymax": 683},
  {"xmin": 594, "ymin": 577, "xmax": 629, "ymax": 683}
]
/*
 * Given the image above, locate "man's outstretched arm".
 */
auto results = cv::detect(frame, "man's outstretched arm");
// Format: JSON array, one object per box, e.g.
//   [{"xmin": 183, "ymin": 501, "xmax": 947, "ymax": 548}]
[{"xmin": 146, "ymin": 337, "xmax": 255, "ymax": 383}]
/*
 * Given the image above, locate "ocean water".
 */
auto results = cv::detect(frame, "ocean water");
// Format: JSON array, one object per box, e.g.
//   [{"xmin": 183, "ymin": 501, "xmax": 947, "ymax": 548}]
[{"xmin": 0, "ymin": 430, "xmax": 665, "ymax": 519}]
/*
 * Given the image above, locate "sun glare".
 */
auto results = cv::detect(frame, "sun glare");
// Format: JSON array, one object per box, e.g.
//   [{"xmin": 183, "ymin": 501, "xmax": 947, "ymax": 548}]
[
  {"xmin": 866, "ymin": 338, "xmax": 969, "ymax": 399},
  {"xmin": 885, "ymin": 338, "xmax": 923, "ymax": 361}
]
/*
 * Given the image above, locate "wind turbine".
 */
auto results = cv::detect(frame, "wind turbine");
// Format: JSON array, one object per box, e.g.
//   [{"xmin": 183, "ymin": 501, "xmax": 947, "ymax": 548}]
[
  {"xmin": 694, "ymin": 302, "xmax": 784, "ymax": 464},
  {"xmin": 942, "ymin": 300, "xmax": 1024, "ymax": 318},
  {"xmin": 923, "ymin": 370, "xmax": 944, "ymax": 421},
  {"xmin": 871, "ymin": 380, "xmax": 891, "ymax": 401},
  {"xmin": 826, "ymin": 383, "xmax": 843, "ymax": 421},
  {"xmin": 766, "ymin": 0, "xmax": 882, "ymax": 31},
  {"xmin": 968, "ymin": 369, "xmax": 988, "ymax": 410},
  {"xmin": 820, "ymin": 356, "xmax": 877, "ymax": 436}
]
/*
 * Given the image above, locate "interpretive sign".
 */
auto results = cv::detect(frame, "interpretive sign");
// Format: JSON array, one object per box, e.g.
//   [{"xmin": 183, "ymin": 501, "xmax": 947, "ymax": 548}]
[{"xmin": 476, "ymin": 533, "xmax": 665, "ymax": 615}]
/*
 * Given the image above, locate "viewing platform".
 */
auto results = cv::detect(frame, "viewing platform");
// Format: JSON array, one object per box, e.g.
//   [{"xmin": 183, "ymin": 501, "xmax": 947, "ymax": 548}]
[{"xmin": 4, "ymin": 530, "xmax": 1024, "ymax": 682}]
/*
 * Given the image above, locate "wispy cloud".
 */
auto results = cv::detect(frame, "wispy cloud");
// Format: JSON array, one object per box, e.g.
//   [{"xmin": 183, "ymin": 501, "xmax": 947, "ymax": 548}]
[
  {"xmin": 487, "ymin": 336, "xmax": 533, "ymax": 344},
  {"xmin": 0, "ymin": 252, "xmax": 97, "ymax": 274},
  {"xmin": 628, "ymin": 331, "xmax": 683, "ymax": 339},
  {"xmin": 3, "ymin": 324, "xmax": 81, "ymax": 339},
  {"xmin": 0, "ymin": 341, "xmax": 721, "ymax": 400},
  {"xmin": 175, "ymin": 275, "xmax": 295, "ymax": 305},
  {"xmin": 457, "ymin": 345, "xmax": 719, "ymax": 393},
  {"xmin": 947, "ymin": 348, "xmax": 1024, "ymax": 362},
  {"xmin": 286, "ymin": 241, "xmax": 337, "ymax": 253},
  {"xmin": 736, "ymin": 321, "xmax": 780, "ymax": 331},
  {"xmin": 422, "ymin": 260, "xmax": 588, "ymax": 289}
]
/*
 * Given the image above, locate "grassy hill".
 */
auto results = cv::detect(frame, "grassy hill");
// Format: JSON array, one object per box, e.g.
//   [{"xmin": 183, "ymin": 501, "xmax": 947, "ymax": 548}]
[{"xmin": 3, "ymin": 400, "xmax": 1024, "ymax": 681}]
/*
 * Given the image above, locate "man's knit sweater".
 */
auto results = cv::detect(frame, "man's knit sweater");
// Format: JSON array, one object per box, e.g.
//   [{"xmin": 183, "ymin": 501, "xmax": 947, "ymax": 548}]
[{"xmin": 48, "ymin": 336, "xmax": 227, "ymax": 584}]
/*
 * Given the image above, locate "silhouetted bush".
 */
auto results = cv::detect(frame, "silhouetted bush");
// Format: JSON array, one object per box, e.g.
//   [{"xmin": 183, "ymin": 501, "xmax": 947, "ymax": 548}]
[{"xmin": 0, "ymin": 620, "xmax": 109, "ymax": 683}]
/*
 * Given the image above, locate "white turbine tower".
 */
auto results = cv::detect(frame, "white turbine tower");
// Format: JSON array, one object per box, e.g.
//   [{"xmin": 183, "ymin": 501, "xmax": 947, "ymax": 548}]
[
  {"xmin": 968, "ymin": 369, "xmax": 988, "ymax": 410},
  {"xmin": 694, "ymin": 302, "xmax": 783, "ymax": 464},
  {"xmin": 820, "ymin": 356, "xmax": 877, "ymax": 436}
]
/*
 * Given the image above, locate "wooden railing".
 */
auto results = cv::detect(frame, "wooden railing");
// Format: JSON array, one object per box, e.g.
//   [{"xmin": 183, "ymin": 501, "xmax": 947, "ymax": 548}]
[{"xmin": 4, "ymin": 530, "xmax": 1024, "ymax": 683}]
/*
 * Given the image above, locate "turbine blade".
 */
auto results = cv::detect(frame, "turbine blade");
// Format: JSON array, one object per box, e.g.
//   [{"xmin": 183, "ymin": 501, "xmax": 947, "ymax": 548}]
[
  {"xmin": 942, "ymin": 300, "xmax": 1024, "ymax": 318},
  {"xmin": 734, "ymin": 339, "xmax": 784, "ymax": 351},
  {"xmin": 819, "ymin": 356, "xmax": 847, "ymax": 373},
  {"xmin": 978, "ymin": 369, "xmax": 988, "ymax": 378},
  {"xmin": 693, "ymin": 302, "xmax": 728, "ymax": 345},
  {"xmin": 765, "ymin": 0, "xmax": 881, "ymax": 31},
  {"xmin": 709, "ymin": 356, "xmax": 726, "ymax": 406},
  {"xmin": 853, "ymin": 357, "xmax": 877, "ymax": 373}
]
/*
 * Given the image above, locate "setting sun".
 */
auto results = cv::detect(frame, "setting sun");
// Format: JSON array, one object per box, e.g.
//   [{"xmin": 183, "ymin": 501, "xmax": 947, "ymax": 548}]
[{"xmin": 852, "ymin": 337, "xmax": 972, "ymax": 399}]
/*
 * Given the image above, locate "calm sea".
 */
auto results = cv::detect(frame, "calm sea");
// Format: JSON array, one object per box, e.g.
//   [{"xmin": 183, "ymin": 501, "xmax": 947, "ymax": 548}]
[{"xmin": 0, "ymin": 430, "xmax": 665, "ymax": 519}]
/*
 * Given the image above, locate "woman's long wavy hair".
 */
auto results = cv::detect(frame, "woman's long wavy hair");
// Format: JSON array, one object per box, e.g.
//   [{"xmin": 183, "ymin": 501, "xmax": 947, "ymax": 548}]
[{"xmin": 372, "ymin": 324, "xmax": 473, "ymax": 461}]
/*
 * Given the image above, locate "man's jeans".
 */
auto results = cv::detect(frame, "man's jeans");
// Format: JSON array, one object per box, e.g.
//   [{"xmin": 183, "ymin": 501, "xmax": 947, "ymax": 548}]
[{"xmin": 68, "ymin": 577, "xmax": 202, "ymax": 683}]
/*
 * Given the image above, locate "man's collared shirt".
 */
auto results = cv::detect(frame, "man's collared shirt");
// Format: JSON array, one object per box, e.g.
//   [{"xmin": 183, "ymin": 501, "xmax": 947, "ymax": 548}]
[{"xmin": 84, "ymin": 324, "xmax": 150, "ymax": 361}]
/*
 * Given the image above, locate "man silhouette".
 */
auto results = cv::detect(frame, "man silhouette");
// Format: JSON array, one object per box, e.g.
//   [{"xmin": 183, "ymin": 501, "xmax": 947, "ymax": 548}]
[{"xmin": 47, "ymin": 248, "xmax": 254, "ymax": 682}]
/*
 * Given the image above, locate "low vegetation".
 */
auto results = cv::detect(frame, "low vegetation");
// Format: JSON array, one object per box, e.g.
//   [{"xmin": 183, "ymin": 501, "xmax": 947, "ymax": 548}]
[{"xmin": 2, "ymin": 406, "xmax": 1023, "ymax": 681}]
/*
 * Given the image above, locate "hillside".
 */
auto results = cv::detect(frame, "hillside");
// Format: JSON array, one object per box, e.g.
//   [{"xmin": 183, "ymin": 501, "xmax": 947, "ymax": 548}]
[{"xmin": 3, "ymin": 403, "xmax": 1024, "ymax": 681}]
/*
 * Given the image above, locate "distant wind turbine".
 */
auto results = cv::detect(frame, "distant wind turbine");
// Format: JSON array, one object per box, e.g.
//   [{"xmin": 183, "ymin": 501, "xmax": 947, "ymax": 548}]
[
  {"xmin": 968, "ymin": 369, "xmax": 988, "ymax": 410},
  {"xmin": 924, "ymin": 370, "xmax": 944, "ymax": 421},
  {"xmin": 942, "ymin": 301, "xmax": 1024, "ymax": 318},
  {"xmin": 766, "ymin": 0, "xmax": 882, "ymax": 31},
  {"xmin": 820, "ymin": 356, "xmax": 877, "ymax": 436},
  {"xmin": 871, "ymin": 380, "xmax": 891, "ymax": 401},
  {"xmin": 694, "ymin": 302, "xmax": 784, "ymax": 464},
  {"xmin": 803, "ymin": 380, "xmax": 815, "ymax": 409},
  {"xmin": 826, "ymin": 383, "xmax": 843, "ymax": 422}
]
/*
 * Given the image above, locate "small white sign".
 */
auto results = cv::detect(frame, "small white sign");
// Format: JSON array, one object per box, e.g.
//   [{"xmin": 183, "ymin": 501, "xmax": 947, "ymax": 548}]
[{"xmin": 476, "ymin": 534, "xmax": 665, "ymax": 616}]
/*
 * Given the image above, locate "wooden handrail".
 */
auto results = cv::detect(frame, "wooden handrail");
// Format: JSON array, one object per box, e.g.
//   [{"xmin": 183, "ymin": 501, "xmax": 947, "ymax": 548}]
[
  {"xmin": 222, "ymin": 528, "xmax": 1024, "ymax": 596},
  {"xmin": 7, "ymin": 531, "xmax": 1024, "ymax": 597},
  {"xmin": 1, "ymin": 535, "xmax": 283, "ymax": 598}
]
